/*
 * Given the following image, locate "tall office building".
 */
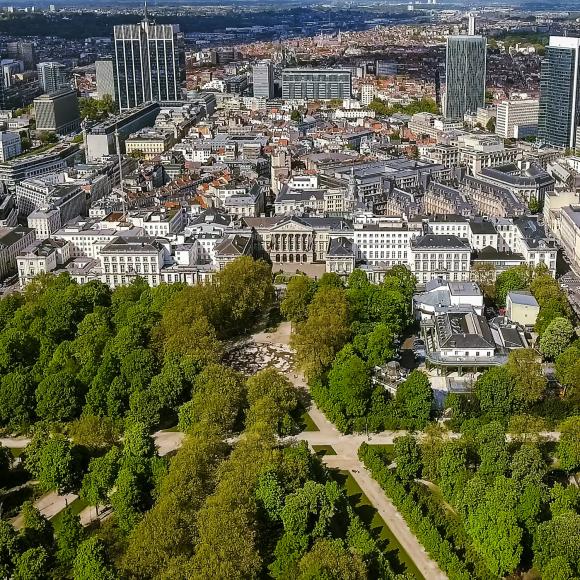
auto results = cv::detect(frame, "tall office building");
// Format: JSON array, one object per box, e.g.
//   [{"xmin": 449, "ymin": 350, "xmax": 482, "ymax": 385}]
[
  {"xmin": 37, "ymin": 62, "xmax": 67, "ymax": 94},
  {"xmin": 444, "ymin": 35, "xmax": 487, "ymax": 121},
  {"xmin": 282, "ymin": 68, "xmax": 352, "ymax": 101},
  {"xmin": 95, "ymin": 59, "xmax": 116, "ymax": 101},
  {"xmin": 34, "ymin": 89, "xmax": 80, "ymax": 135},
  {"xmin": 496, "ymin": 99, "xmax": 540, "ymax": 139},
  {"xmin": 252, "ymin": 60, "xmax": 274, "ymax": 99},
  {"xmin": 538, "ymin": 36, "xmax": 580, "ymax": 149},
  {"xmin": 113, "ymin": 9, "xmax": 184, "ymax": 111},
  {"xmin": 6, "ymin": 42, "xmax": 36, "ymax": 70}
]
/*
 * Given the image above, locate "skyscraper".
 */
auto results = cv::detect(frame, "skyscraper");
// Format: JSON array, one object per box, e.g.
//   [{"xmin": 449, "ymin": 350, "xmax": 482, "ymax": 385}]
[
  {"xmin": 252, "ymin": 60, "xmax": 274, "ymax": 99},
  {"xmin": 95, "ymin": 59, "xmax": 116, "ymax": 101},
  {"xmin": 113, "ymin": 8, "xmax": 184, "ymax": 111},
  {"xmin": 37, "ymin": 62, "xmax": 67, "ymax": 94},
  {"xmin": 7, "ymin": 41, "xmax": 36, "ymax": 70},
  {"xmin": 444, "ymin": 35, "xmax": 487, "ymax": 121},
  {"xmin": 538, "ymin": 36, "xmax": 580, "ymax": 150}
]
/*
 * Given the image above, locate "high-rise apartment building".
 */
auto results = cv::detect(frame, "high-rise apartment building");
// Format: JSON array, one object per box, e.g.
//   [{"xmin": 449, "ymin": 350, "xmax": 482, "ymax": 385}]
[
  {"xmin": 496, "ymin": 99, "xmax": 540, "ymax": 139},
  {"xmin": 95, "ymin": 59, "xmax": 116, "ymax": 101},
  {"xmin": 113, "ymin": 11, "xmax": 184, "ymax": 110},
  {"xmin": 37, "ymin": 62, "xmax": 67, "ymax": 94},
  {"xmin": 34, "ymin": 89, "xmax": 80, "ymax": 135},
  {"xmin": 538, "ymin": 36, "xmax": 580, "ymax": 149},
  {"xmin": 7, "ymin": 42, "xmax": 36, "ymax": 70},
  {"xmin": 282, "ymin": 68, "xmax": 352, "ymax": 101},
  {"xmin": 444, "ymin": 35, "xmax": 487, "ymax": 121},
  {"xmin": 252, "ymin": 60, "xmax": 274, "ymax": 99}
]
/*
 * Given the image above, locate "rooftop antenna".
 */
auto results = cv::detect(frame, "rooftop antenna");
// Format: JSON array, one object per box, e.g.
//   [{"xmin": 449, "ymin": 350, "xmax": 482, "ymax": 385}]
[{"xmin": 143, "ymin": 0, "xmax": 148, "ymax": 22}]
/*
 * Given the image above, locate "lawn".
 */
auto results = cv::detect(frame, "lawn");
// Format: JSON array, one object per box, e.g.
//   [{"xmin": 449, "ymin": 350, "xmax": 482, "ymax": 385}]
[
  {"xmin": 50, "ymin": 497, "xmax": 90, "ymax": 531},
  {"xmin": 297, "ymin": 407, "xmax": 319, "ymax": 432},
  {"xmin": 312, "ymin": 445, "xmax": 337, "ymax": 456},
  {"xmin": 9, "ymin": 447, "xmax": 25, "ymax": 458},
  {"xmin": 332, "ymin": 469, "xmax": 424, "ymax": 580}
]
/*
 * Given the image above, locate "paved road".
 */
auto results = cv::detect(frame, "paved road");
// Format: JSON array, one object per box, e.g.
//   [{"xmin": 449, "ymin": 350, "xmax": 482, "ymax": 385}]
[{"xmin": 12, "ymin": 491, "xmax": 78, "ymax": 529}]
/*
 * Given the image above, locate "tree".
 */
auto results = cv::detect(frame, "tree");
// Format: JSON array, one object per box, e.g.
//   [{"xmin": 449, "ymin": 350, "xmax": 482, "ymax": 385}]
[
  {"xmin": 281, "ymin": 276, "xmax": 317, "ymax": 323},
  {"xmin": 0, "ymin": 370, "xmax": 35, "ymax": 431},
  {"xmin": 472, "ymin": 262, "xmax": 496, "ymax": 298},
  {"xmin": 486, "ymin": 117, "xmax": 496, "ymax": 132},
  {"xmin": 506, "ymin": 348, "xmax": 546, "ymax": 405},
  {"xmin": 35, "ymin": 370, "xmax": 82, "ymax": 422},
  {"xmin": 556, "ymin": 344, "xmax": 580, "ymax": 400},
  {"xmin": 56, "ymin": 507, "xmax": 84, "ymax": 566},
  {"xmin": 507, "ymin": 413, "xmax": 547, "ymax": 443},
  {"xmin": 474, "ymin": 366, "xmax": 516, "ymax": 420},
  {"xmin": 80, "ymin": 446, "xmax": 121, "ymax": 510},
  {"xmin": 292, "ymin": 287, "xmax": 350, "ymax": 379},
  {"xmin": 476, "ymin": 421, "xmax": 508, "ymax": 478},
  {"xmin": 540, "ymin": 317, "xmax": 575, "ymax": 360},
  {"xmin": 533, "ymin": 512, "xmax": 580, "ymax": 575},
  {"xmin": 128, "ymin": 148, "xmax": 145, "ymax": 160},
  {"xmin": 37, "ymin": 131, "xmax": 58, "ymax": 145},
  {"xmin": 298, "ymin": 538, "xmax": 366, "ymax": 580},
  {"xmin": 557, "ymin": 416, "xmax": 580, "ymax": 472},
  {"xmin": 33, "ymin": 434, "xmax": 78, "ymax": 493},
  {"xmin": 13, "ymin": 547, "xmax": 50, "ymax": 580},
  {"xmin": 328, "ymin": 350, "xmax": 371, "ymax": 419},
  {"xmin": 510, "ymin": 444, "xmax": 546, "ymax": 489},
  {"xmin": 20, "ymin": 501, "xmax": 53, "ymax": 552},
  {"xmin": 437, "ymin": 441, "xmax": 468, "ymax": 501},
  {"xmin": 363, "ymin": 323, "xmax": 396, "ymax": 367},
  {"xmin": 73, "ymin": 537, "xmax": 116, "ymax": 580},
  {"xmin": 541, "ymin": 556, "xmax": 575, "ymax": 580},
  {"xmin": 395, "ymin": 370, "xmax": 432, "ymax": 428},
  {"xmin": 0, "ymin": 520, "xmax": 19, "ymax": 579},
  {"xmin": 466, "ymin": 477, "xmax": 523, "ymax": 576},
  {"xmin": 291, "ymin": 109, "xmax": 302, "ymax": 122},
  {"xmin": 394, "ymin": 435, "xmax": 421, "ymax": 482},
  {"xmin": 68, "ymin": 415, "xmax": 119, "ymax": 451},
  {"xmin": 184, "ymin": 364, "xmax": 246, "ymax": 436},
  {"xmin": 495, "ymin": 265, "xmax": 531, "ymax": 306}
]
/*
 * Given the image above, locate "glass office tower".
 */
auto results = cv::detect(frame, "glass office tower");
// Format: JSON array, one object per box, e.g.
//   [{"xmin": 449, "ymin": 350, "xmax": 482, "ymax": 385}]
[
  {"xmin": 538, "ymin": 36, "xmax": 580, "ymax": 149},
  {"xmin": 114, "ymin": 12, "xmax": 183, "ymax": 110},
  {"xmin": 444, "ymin": 35, "xmax": 487, "ymax": 121}
]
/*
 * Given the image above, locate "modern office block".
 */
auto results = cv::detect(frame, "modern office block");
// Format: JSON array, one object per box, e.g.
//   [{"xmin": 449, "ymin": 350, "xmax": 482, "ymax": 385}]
[
  {"xmin": 95, "ymin": 59, "xmax": 116, "ymax": 101},
  {"xmin": 34, "ymin": 89, "xmax": 80, "ymax": 135},
  {"xmin": 6, "ymin": 42, "xmax": 36, "ymax": 70},
  {"xmin": 538, "ymin": 36, "xmax": 580, "ymax": 149},
  {"xmin": 282, "ymin": 68, "xmax": 352, "ymax": 101},
  {"xmin": 113, "ymin": 11, "xmax": 184, "ymax": 110},
  {"xmin": 444, "ymin": 35, "xmax": 487, "ymax": 121},
  {"xmin": 253, "ymin": 60, "xmax": 274, "ymax": 99},
  {"xmin": 37, "ymin": 62, "xmax": 67, "ymax": 94},
  {"xmin": 496, "ymin": 99, "xmax": 540, "ymax": 139},
  {"xmin": 0, "ymin": 131, "xmax": 21, "ymax": 162}
]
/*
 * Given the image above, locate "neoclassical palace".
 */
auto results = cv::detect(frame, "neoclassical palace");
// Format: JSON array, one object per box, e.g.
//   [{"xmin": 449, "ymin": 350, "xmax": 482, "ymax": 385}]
[{"xmin": 242, "ymin": 216, "xmax": 352, "ymax": 264}]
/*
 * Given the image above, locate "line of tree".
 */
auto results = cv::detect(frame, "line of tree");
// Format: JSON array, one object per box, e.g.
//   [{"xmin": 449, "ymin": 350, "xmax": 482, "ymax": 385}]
[
  {"xmin": 361, "ymin": 409, "xmax": 580, "ymax": 579},
  {"xmin": 368, "ymin": 97, "xmax": 439, "ymax": 117}
]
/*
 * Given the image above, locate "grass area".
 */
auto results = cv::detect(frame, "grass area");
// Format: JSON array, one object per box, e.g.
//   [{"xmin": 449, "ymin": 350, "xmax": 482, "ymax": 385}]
[
  {"xmin": 50, "ymin": 497, "xmax": 90, "ymax": 531},
  {"xmin": 9, "ymin": 447, "xmax": 25, "ymax": 458},
  {"xmin": 298, "ymin": 407, "xmax": 319, "ymax": 432},
  {"xmin": 312, "ymin": 445, "xmax": 337, "ymax": 457},
  {"xmin": 162, "ymin": 425, "xmax": 181, "ymax": 433},
  {"xmin": 332, "ymin": 469, "xmax": 424, "ymax": 580},
  {"xmin": 15, "ymin": 143, "xmax": 57, "ymax": 159}
]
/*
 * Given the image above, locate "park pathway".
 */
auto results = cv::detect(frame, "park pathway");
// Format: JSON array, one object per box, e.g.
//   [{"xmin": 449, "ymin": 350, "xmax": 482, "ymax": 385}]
[{"xmin": 250, "ymin": 322, "xmax": 448, "ymax": 580}]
